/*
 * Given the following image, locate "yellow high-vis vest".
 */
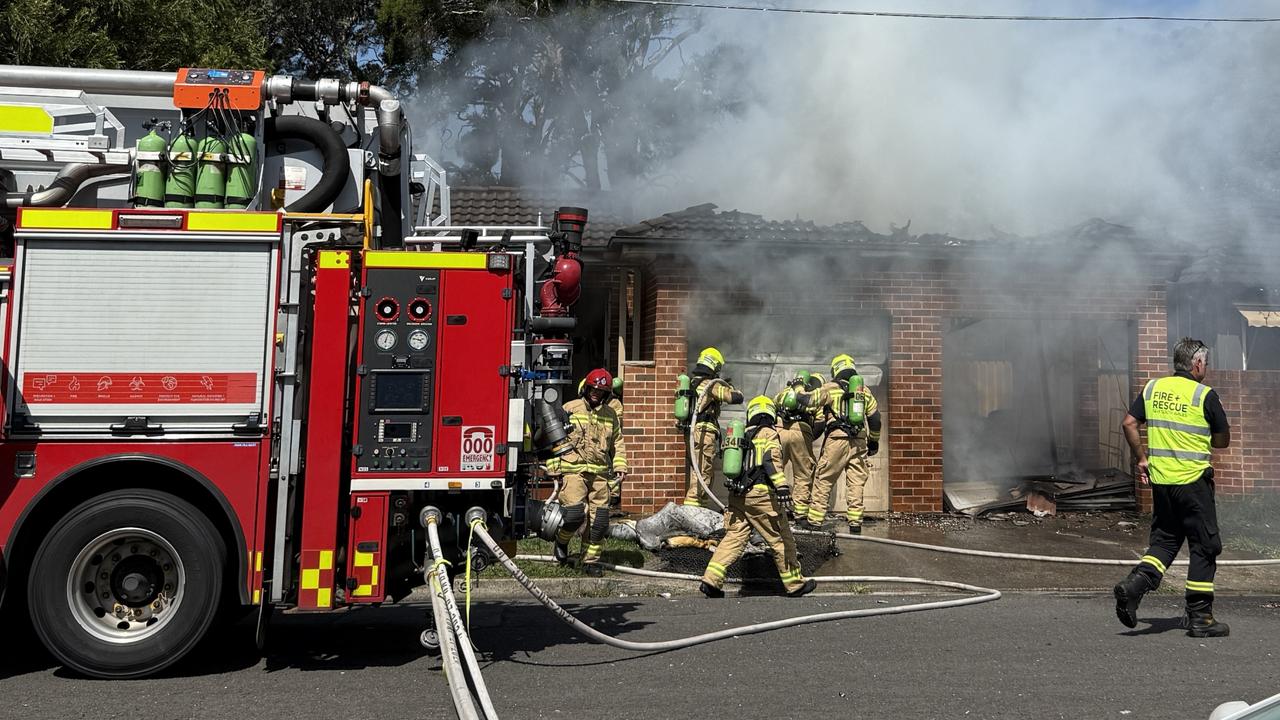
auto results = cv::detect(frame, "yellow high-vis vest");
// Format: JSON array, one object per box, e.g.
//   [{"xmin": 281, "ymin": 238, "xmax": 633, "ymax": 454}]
[{"xmin": 1142, "ymin": 376, "xmax": 1213, "ymax": 485}]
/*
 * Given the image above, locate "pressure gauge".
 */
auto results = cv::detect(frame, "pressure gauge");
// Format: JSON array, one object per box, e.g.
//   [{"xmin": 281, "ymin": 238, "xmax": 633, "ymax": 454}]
[
  {"xmin": 375, "ymin": 329, "xmax": 397, "ymax": 351},
  {"xmin": 408, "ymin": 330, "xmax": 430, "ymax": 351}
]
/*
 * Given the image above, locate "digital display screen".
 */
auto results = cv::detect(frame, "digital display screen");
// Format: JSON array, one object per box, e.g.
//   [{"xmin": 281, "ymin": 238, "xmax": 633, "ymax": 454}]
[
  {"xmin": 373, "ymin": 373, "xmax": 425, "ymax": 412},
  {"xmin": 382, "ymin": 421, "xmax": 414, "ymax": 440}
]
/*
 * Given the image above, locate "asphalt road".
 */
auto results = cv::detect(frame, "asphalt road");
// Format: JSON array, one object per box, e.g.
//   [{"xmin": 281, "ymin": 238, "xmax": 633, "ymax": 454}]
[{"xmin": 2, "ymin": 592, "xmax": 1278, "ymax": 720}]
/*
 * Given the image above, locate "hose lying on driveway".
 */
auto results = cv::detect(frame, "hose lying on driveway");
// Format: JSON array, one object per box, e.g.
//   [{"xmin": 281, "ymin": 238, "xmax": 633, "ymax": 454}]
[
  {"xmin": 472, "ymin": 523, "xmax": 1000, "ymax": 653},
  {"xmin": 428, "ymin": 520, "xmax": 500, "ymax": 720},
  {"xmin": 792, "ymin": 528, "xmax": 1280, "ymax": 566}
]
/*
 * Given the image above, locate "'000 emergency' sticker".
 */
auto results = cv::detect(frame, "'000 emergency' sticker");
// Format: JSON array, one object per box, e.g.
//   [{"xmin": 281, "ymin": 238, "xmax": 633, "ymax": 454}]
[{"xmin": 460, "ymin": 425, "xmax": 495, "ymax": 472}]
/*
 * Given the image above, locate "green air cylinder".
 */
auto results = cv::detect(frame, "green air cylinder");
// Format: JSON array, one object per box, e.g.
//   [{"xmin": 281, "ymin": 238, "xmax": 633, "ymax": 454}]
[
  {"xmin": 721, "ymin": 419, "xmax": 746, "ymax": 479},
  {"xmin": 224, "ymin": 132, "xmax": 257, "ymax": 209},
  {"xmin": 674, "ymin": 374, "xmax": 691, "ymax": 422},
  {"xmin": 781, "ymin": 388, "xmax": 799, "ymax": 412},
  {"xmin": 133, "ymin": 129, "xmax": 167, "ymax": 208},
  {"xmin": 844, "ymin": 374, "xmax": 866, "ymax": 425},
  {"xmin": 164, "ymin": 133, "xmax": 198, "ymax": 208},
  {"xmin": 796, "ymin": 370, "xmax": 811, "ymax": 387},
  {"xmin": 195, "ymin": 136, "xmax": 227, "ymax": 209}
]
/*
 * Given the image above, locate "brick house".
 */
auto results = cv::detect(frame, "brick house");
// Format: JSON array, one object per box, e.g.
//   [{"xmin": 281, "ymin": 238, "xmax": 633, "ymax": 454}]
[{"xmin": 450, "ymin": 189, "xmax": 1280, "ymax": 514}]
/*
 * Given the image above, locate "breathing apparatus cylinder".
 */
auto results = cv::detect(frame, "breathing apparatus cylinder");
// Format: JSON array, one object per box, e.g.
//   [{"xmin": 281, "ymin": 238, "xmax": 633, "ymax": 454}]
[
  {"xmin": 163, "ymin": 132, "xmax": 197, "ymax": 208},
  {"xmin": 223, "ymin": 132, "xmax": 257, "ymax": 209},
  {"xmin": 673, "ymin": 374, "xmax": 691, "ymax": 423},
  {"xmin": 843, "ymin": 374, "xmax": 866, "ymax": 425},
  {"xmin": 132, "ymin": 128, "xmax": 167, "ymax": 208},
  {"xmin": 721, "ymin": 419, "xmax": 746, "ymax": 480},
  {"xmin": 533, "ymin": 398, "xmax": 572, "ymax": 458},
  {"xmin": 612, "ymin": 376, "xmax": 624, "ymax": 396},
  {"xmin": 195, "ymin": 135, "xmax": 227, "ymax": 209}
]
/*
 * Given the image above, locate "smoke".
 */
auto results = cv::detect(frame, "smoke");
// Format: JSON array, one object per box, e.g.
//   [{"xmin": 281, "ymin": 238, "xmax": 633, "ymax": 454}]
[{"xmin": 637, "ymin": 0, "xmax": 1280, "ymax": 240}]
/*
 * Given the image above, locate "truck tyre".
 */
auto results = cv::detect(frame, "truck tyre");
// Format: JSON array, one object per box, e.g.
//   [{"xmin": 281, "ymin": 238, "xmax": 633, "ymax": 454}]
[{"xmin": 27, "ymin": 489, "xmax": 224, "ymax": 678}]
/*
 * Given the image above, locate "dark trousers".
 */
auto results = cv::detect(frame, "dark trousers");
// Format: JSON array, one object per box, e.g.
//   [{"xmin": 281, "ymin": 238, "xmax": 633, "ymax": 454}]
[{"xmin": 1135, "ymin": 470, "xmax": 1221, "ymax": 607}]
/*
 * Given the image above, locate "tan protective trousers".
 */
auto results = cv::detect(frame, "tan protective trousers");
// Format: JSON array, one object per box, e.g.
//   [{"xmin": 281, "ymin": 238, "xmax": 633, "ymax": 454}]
[
  {"xmin": 805, "ymin": 433, "xmax": 870, "ymax": 527},
  {"xmin": 779, "ymin": 420, "xmax": 816, "ymax": 516},
  {"xmin": 556, "ymin": 472, "xmax": 611, "ymax": 563},
  {"xmin": 684, "ymin": 425, "xmax": 719, "ymax": 507},
  {"xmin": 701, "ymin": 485, "xmax": 805, "ymax": 592}
]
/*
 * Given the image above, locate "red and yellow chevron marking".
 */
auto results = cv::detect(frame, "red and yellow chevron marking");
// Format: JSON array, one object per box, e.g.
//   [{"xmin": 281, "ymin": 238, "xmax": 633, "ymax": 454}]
[
  {"xmin": 350, "ymin": 547, "xmax": 382, "ymax": 599},
  {"xmin": 297, "ymin": 549, "xmax": 336, "ymax": 609}
]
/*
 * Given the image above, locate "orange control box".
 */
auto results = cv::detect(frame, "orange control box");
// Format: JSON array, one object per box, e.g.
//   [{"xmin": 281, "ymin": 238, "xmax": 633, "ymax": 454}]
[{"xmin": 173, "ymin": 68, "xmax": 265, "ymax": 111}]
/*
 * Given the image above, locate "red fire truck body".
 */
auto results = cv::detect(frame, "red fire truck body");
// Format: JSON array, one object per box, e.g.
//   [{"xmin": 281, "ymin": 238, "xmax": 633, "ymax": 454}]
[{"xmin": 0, "ymin": 66, "xmax": 581, "ymax": 678}]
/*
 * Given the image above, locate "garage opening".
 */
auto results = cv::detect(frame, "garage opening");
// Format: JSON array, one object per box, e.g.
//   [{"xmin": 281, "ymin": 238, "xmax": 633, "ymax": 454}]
[{"xmin": 942, "ymin": 317, "xmax": 1135, "ymax": 515}]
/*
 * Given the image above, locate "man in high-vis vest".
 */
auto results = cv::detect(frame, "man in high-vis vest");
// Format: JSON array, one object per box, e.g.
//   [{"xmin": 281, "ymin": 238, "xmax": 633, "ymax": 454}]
[
  {"xmin": 699, "ymin": 396, "xmax": 815, "ymax": 598},
  {"xmin": 684, "ymin": 347, "xmax": 744, "ymax": 507},
  {"xmin": 548, "ymin": 368, "xmax": 627, "ymax": 576},
  {"xmin": 1113, "ymin": 338, "xmax": 1231, "ymax": 637}
]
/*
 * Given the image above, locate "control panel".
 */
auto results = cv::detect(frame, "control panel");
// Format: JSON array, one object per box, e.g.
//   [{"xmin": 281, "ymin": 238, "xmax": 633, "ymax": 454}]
[
  {"xmin": 352, "ymin": 268, "xmax": 440, "ymax": 473},
  {"xmin": 173, "ymin": 67, "xmax": 265, "ymax": 110}
]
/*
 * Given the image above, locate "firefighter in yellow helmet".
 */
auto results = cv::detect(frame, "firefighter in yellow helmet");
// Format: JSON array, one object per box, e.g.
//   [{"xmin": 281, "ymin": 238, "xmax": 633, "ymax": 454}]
[
  {"xmin": 799, "ymin": 354, "xmax": 881, "ymax": 534},
  {"xmin": 773, "ymin": 371, "xmax": 823, "ymax": 520},
  {"xmin": 547, "ymin": 368, "xmax": 627, "ymax": 575},
  {"xmin": 785, "ymin": 372, "xmax": 826, "ymax": 520},
  {"xmin": 684, "ymin": 347, "xmax": 744, "ymax": 507},
  {"xmin": 700, "ymin": 396, "xmax": 815, "ymax": 598}
]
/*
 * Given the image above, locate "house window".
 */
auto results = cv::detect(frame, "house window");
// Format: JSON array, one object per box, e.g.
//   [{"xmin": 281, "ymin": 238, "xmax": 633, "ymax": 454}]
[{"xmin": 1239, "ymin": 306, "xmax": 1280, "ymax": 371}]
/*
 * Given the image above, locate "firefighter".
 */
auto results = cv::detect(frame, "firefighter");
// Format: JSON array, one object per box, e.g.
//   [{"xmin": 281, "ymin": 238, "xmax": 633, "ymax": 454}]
[
  {"xmin": 774, "ymin": 372, "xmax": 821, "ymax": 520},
  {"xmin": 700, "ymin": 396, "xmax": 816, "ymax": 598},
  {"xmin": 1113, "ymin": 337, "xmax": 1231, "ymax": 637},
  {"xmin": 788, "ymin": 372, "xmax": 826, "ymax": 520},
  {"xmin": 578, "ymin": 376, "xmax": 626, "ymax": 514},
  {"xmin": 799, "ymin": 355, "xmax": 881, "ymax": 534},
  {"xmin": 684, "ymin": 347, "xmax": 744, "ymax": 508},
  {"xmin": 548, "ymin": 368, "xmax": 627, "ymax": 575}
]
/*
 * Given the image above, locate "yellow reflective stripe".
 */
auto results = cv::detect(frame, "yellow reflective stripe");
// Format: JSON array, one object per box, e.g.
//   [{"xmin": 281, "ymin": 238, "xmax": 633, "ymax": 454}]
[
  {"xmin": 706, "ymin": 561, "xmax": 727, "ymax": 578},
  {"xmin": 752, "ymin": 483, "xmax": 771, "ymax": 492},
  {"xmin": 18, "ymin": 208, "xmax": 113, "ymax": 229},
  {"xmin": 685, "ymin": 499, "xmax": 703, "ymax": 507},
  {"xmin": 316, "ymin": 588, "xmax": 332, "ymax": 608},
  {"xmin": 0, "ymin": 104, "xmax": 54, "ymax": 133},
  {"xmin": 364, "ymin": 250, "xmax": 487, "ymax": 269},
  {"xmin": 1140, "ymin": 555, "xmax": 1167, "ymax": 574},
  {"xmin": 769, "ymin": 473, "xmax": 787, "ymax": 485},
  {"xmin": 1147, "ymin": 419, "xmax": 1211, "ymax": 436},
  {"xmin": 186, "ymin": 211, "xmax": 279, "ymax": 232},
  {"xmin": 555, "ymin": 529, "xmax": 575, "ymax": 543},
  {"xmin": 848, "ymin": 510, "xmax": 864, "ymax": 519},
  {"xmin": 301, "ymin": 569, "xmax": 320, "ymax": 590},
  {"xmin": 319, "ymin": 550, "xmax": 334, "ymax": 571},
  {"xmin": 255, "ymin": 551, "xmax": 263, "ymax": 572},
  {"xmin": 1185, "ymin": 580, "xmax": 1214, "ymax": 592},
  {"xmin": 318, "ymin": 250, "xmax": 351, "ymax": 269}
]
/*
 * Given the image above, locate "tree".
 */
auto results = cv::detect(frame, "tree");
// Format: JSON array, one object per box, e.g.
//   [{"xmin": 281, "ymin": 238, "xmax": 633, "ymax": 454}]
[
  {"xmin": 379, "ymin": 0, "xmax": 749, "ymax": 190},
  {"xmin": 265, "ymin": 0, "xmax": 387, "ymax": 82},
  {"xmin": 1, "ymin": 0, "xmax": 267, "ymax": 70}
]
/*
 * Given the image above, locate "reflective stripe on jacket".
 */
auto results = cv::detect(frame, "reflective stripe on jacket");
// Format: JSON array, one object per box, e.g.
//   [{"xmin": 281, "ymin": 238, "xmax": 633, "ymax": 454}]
[
  {"xmin": 1143, "ymin": 375, "xmax": 1212, "ymax": 485},
  {"xmin": 545, "ymin": 398, "xmax": 627, "ymax": 475},
  {"xmin": 693, "ymin": 376, "xmax": 738, "ymax": 432},
  {"xmin": 747, "ymin": 425, "xmax": 788, "ymax": 489}
]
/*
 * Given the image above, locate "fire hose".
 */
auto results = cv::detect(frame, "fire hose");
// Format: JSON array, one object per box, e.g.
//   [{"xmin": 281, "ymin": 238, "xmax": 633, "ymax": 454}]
[{"xmin": 471, "ymin": 521, "xmax": 1001, "ymax": 652}]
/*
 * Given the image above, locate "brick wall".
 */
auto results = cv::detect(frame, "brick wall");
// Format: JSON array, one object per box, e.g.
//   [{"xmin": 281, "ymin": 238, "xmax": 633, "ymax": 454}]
[
  {"xmin": 605, "ymin": 255, "xmax": 1170, "ymax": 515},
  {"xmin": 1203, "ymin": 370, "xmax": 1280, "ymax": 497}
]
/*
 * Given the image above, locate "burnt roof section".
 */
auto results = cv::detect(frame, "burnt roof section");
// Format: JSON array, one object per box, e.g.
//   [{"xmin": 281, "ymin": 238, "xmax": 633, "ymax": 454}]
[
  {"xmin": 612, "ymin": 203, "xmax": 1177, "ymax": 254},
  {"xmin": 1177, "ymin": 246, "xmax": 1280, "ymax": 288},
  {"xmin": 447, "ymin": 186, "xmax": 635, "ymax": 248}
]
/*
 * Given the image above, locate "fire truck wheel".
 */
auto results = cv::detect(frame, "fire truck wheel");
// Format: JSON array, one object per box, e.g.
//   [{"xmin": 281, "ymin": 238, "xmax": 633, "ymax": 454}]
[{"xmin": 27, "ymin": 489, "xmax": 224, "ymax": 679}]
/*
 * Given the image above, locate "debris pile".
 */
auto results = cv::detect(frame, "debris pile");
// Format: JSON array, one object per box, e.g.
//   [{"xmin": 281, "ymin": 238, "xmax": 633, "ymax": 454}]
[{"xmin": 946, "ymin": 470, "xmax": 1136, "ymax": 517}]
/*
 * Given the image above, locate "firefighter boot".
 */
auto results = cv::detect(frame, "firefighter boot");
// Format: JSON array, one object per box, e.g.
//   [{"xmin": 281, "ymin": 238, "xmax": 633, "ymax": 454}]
[
  {"xmin": 582, "ymin": 563, "xmax": 603, "ymax": 578},
  {"xmin": 553, "ymin": 541, "xmax": 571, "ymax": 566},
  {"xmin": 1112, "ymin": 570, "xmax": 1152, "ymax": 629},
  {"xmin": 699, "ymin": 581, "xmax": 725, "ymax": 598},
  {"xmin": 787, "ymin": 578, "xmax": 817, "ymax": 598},
  {"xmin": 1185, "ymin": 602, "xmax": 1230, "ymax": 638},
  {"xmin": 847, "ymin": 523, "xmax": 861, "ymax": 535}
]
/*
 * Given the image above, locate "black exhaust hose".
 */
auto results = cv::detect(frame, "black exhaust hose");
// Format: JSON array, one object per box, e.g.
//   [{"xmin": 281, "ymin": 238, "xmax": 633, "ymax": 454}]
[
  {"xmin": 264, "ymin": 115, "xmax": 350, "ymax": 213},
  {"xmin": 377, "ymin": 160, "xmax": 405, "ymax": 248}
]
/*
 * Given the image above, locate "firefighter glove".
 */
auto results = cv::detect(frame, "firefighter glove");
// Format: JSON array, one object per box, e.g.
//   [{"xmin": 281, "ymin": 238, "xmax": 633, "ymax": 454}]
[
  {"xmin": 774, "ymin": 484, "xmax": 795, "ymax": 513},
  {"xmin": 867, "ymin": 439, "xmax": 879, "ymax": 457}
]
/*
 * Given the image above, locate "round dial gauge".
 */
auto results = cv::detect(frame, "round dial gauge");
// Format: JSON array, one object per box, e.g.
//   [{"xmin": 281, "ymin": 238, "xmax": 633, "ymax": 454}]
[
  {"xmin": 408, "ymin": 329, "xmax": 430, "ymax": 351},
  {"xmin": 375, "ymin": 329, "xmax": 397, "ymax": 351}
]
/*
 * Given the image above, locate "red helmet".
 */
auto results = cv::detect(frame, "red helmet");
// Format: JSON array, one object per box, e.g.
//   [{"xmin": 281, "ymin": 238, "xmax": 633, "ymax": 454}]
[{"xmin": 584, "ymin": 368, "xmax": 613, "ymax": 393}]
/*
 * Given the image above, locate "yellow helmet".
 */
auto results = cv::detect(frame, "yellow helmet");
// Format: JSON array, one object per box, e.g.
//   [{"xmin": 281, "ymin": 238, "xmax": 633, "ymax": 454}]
[
  {"xmin": 807, "ymin": 372, "xmax": 825, "ymax": 391},
  {"xmin": 831, "ymin": 354, "xmax": 857, "ymax": 381},
  {"xmin": 696, "ymin": 346, "xmax": 725, "ymax": 373},
  {"xmin": 746, "ymin": 395, "xmax": 776, "ymax": 424}
]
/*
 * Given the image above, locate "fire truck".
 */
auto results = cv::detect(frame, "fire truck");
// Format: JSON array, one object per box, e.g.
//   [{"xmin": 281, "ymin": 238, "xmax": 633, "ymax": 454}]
[{"xmin": 0, "ymin": 65, "xmax": 583, "ymax": 678}]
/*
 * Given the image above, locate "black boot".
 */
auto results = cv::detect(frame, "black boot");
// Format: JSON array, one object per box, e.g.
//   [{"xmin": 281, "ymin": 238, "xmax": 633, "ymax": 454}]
[
  {"xmin": 553, "ymin": 541, "xmax": 571, "ymax": 566},
  {"xmin": 699, "ymin": 581, "xmax": 725, "ymax": 598},
  {"xmin": 1185, "ymin": 602, "xmax": 1230, "ymax": 638},
  {"xmin": 847, "ymin": 523, "xmax": 862, "ymax": 535},
  {"xmin": 787, "ymin": 578, "xmax": 818, "ymax": 598},
  {"xmin": 582, "ymin": 563, "xmax": 603, "ymax": 578},
  {"xmin": 1113, "ymin": 571, "xmax": 1152, "ymax": 629}
]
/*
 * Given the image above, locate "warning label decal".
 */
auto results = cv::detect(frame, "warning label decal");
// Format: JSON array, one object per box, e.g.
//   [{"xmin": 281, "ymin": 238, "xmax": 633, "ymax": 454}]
[
  {"xmin": 460, "ymin": 425, "xmax": 496, "ymax": 472},
  {"xmin": 22, "ymin": 372, "xmax": 257, "ymax": 404}
]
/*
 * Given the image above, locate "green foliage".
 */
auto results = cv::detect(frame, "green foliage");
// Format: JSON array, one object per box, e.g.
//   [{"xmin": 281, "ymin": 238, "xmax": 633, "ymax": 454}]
[{"xmin": 1, "ymin": 0, "xmax": 267, "ymax": 70}]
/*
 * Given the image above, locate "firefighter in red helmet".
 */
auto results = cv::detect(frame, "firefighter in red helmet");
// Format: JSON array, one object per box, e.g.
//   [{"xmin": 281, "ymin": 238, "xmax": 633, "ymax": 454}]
[{"xmin": 546, "ymin": 368, "xmax": 628, "ymax": 574}]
